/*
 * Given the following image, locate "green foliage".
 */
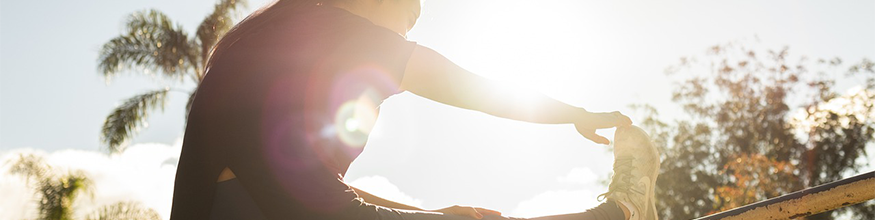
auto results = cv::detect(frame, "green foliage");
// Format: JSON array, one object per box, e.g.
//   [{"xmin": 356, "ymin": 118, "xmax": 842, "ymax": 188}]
[
  {"xmin": 101, "ymin": 89, "xmax": 169, "ymax": 153},
  {"xmin": 197, "ymin": 0, "xmax": 248, "ymax": 75},
  {"xmin": 8, "ymin": 153, "xmax": 52, "ymax": 181},
  {"xmin": 7, "ymin": 154, "xmax": 164, "ymax": 220},
  {"xmin": 38, "ymin": 173, "xmax": 93, "ymax": 220},
  {"xmin": 97, "ymin": 0, "xmax": 246, "ymax": 153},
  {"xmin": 636, "ymin": 41, "xmax": 875, "ymax": 219},
  {"xmin": 7, "ymin": 153, "xmax": 94, "ymax": 220},
  {"xmin": 98, "ymin": 9, "xmax": 200, "ymax": 82},
  {"xmin": 86, "ymin": 201, "xmax": 162, "ymax": 220}
]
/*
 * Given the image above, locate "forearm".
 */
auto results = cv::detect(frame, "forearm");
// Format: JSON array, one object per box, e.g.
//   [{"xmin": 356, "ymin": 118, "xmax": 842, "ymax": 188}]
[
  {"xmin": 402, "ymin": 45, "xmax": 630, "ymax": 144},
  {"xmin": 402, "ymin": 46, "xmax": 586, "ymax": 124},
  {"xmin": 350, "ymin": 186, "xmax": 423, "ymax": 211},
  {"xmin": 463, "ymin": 79, "xmax": 587, "ymax": 124}
]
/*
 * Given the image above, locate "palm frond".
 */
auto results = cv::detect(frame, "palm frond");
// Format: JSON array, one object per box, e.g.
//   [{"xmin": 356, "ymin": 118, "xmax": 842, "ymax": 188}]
[
  {"xmin": 7, "ymin": 153, "xmax": 50, "ymax": 183},
  {"xmin": 39, "ymin": 171, "xmax": 93, "ymax": 220},
  {"xmin": 101, "ymin": 89, "xmax": 170, "ymax": 153},
  {"xmin": 196, "ymin": 0, "xmax": 248, "ymax": 75},
  {"xmin": 7, "ymin": 153, "xmax": 93, "ymax": 220},
  {"xmin": 98, "ymin": 10, "xmax": 200, "ymax": 83},
  {"xmin": 86, "ymin": 201, "xmax": 162, "ymax": 220}
]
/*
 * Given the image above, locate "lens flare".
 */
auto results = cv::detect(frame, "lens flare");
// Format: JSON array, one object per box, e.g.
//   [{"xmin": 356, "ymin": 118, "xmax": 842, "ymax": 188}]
[
  {"xmin": 324, "ymin": 65, "xmax": 401, "ymax": 149},
  {"xmin": 333, "ymin": 88, "xmax": 382, "ymax": 148},
  {"xmin": 257, "ymin": 63, "xmax": 402, "ymax": 214}
]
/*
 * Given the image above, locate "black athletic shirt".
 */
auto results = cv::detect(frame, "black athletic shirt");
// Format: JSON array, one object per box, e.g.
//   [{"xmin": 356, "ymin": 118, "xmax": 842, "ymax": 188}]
[{"xmin": 170, "ymin": 4, "xmax": 416, "ymax": 220}]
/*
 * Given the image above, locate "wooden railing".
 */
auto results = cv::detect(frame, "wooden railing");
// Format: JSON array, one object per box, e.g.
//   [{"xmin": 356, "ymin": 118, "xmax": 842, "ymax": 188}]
[{"xmin": 695, "ymin": 170, "xmax": 875, "ymax": 220}]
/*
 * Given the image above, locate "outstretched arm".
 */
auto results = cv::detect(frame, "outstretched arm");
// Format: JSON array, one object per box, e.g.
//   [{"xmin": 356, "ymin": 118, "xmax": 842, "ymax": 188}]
[{"xmin": 400, "ymin": 45, "xmax": 631, "ymax": 144}]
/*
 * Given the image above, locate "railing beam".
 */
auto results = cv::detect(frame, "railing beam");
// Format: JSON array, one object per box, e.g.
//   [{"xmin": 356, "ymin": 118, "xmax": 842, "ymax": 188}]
[{"xmin": 696, "ymin": 171, "xmax": 875, "ymax": 220}]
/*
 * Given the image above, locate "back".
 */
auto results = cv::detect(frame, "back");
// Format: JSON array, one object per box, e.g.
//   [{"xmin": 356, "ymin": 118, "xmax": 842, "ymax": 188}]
[{"xmin": 170, "ymin": 4, "xmax": 416, "ymax": 219}]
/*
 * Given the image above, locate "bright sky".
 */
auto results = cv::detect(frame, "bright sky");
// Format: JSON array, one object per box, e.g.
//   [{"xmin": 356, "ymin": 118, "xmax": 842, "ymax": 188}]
[{"xmin": 1, "ymin": 0, "xmax": 874, "ymax": 219}]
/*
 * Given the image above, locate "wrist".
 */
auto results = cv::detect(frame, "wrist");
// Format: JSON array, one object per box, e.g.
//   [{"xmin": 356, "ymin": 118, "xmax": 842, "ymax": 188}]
[{"xmin": 572, "ymin": 107, "xmax": 590, "ymax": 124}]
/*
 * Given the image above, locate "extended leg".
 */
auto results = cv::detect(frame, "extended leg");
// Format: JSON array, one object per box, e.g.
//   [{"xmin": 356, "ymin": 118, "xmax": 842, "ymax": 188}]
[
  {"xmin": 364, "ymin": 125, "xmax": 659, "ymax": 220},
  {"xmin": 370, "ymin": 201, "xmax": 625, "ymax": 220},
  {"xmin": 516, "ymin": 201, "xmax": 627, "ymax": 220}
]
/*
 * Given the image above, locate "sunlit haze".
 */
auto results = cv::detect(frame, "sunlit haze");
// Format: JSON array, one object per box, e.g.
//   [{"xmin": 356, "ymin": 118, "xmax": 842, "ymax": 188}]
[{"xmin": 1, "ymin": 0, "xmax": 873, "ymax": 219}]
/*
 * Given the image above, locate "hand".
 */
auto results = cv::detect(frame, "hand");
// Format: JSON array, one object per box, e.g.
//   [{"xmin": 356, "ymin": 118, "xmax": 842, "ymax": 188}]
[
  {"xmin": 575, "ymin": 111, "xmax": 633, "ymax": 145},
  {"xmin": 432, "ymin": 205, "xmax": 502, "ymax": 219}
]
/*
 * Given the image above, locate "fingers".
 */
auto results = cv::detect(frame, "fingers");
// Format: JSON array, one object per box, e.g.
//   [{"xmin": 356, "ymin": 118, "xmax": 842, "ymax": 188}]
[
  {"xmin": 612, "ymin": 111, "xmax": 633, "ymax": 127},
  {"xmin": 580, "ymin": 129, "xmax": 610, "ymax": 145},
  {"xmin": 583, "ymin": 111, "xmax": 633, "ymax": 129},
  {"xmin": 575, "ymin": 122, "xmax": 611, "ymax": 145},
  {"xmin": 475, "ymin": 207, "xmax": 502, "ymax": 216},
  {"xmin": 462, "ymin": 207, "xmax": 482, "ymax": 219},
  {"xmin": 574, "ymin": 111, "xmax": 631, "ymax": 145}
]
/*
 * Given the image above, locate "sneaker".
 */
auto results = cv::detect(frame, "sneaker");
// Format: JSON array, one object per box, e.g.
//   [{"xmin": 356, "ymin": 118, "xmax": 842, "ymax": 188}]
[{"xmin": 598, "ymin": 126, "xmax": 660, "ymax": 220}]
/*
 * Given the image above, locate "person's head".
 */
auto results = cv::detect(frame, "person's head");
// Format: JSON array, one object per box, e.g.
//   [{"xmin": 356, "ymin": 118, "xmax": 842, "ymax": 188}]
[{"xmin": 329, "ymin": 0, "xmax": 421, "ymax": 37}]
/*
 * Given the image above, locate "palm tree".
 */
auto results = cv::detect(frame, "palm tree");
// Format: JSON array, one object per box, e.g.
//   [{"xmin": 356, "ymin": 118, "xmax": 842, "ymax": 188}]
[
  {"xmin": 86, "ymin": 201, "xmax": 162, "ymax": 220},
  {"xmin": 7, "ymin": 153, "xmax": 94, "ymax": 220},
  {"xmin": 98, "ymin": 0, "xmax": 247, "ymax": 153}
]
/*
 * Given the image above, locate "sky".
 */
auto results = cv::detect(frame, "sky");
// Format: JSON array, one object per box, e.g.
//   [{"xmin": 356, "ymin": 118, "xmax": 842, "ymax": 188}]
[{"xmin": 1, "ymin": 0, "xmax": 874, "ymax": 219}]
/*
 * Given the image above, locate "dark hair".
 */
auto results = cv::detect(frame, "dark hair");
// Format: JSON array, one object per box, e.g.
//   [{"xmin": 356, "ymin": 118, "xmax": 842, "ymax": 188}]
[{"xmin": 204, "ymin": 0, "xmax": 347, "ymax": 73}]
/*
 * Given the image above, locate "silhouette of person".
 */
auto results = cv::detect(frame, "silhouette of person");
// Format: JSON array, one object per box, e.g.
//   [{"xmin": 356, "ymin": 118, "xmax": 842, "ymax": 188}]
[{"xmin": 170, "ymin": 1, "xmax": 659, "ymax": 220}]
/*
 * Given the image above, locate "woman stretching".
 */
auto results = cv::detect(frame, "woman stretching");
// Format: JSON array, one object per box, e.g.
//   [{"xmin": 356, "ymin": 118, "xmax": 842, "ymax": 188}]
[{"xmin": 170, "ymin": 0, "xmax": 661, "ymax": 220}]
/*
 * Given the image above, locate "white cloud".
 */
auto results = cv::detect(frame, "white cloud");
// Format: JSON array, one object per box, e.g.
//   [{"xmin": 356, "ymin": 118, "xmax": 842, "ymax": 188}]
[
  {"xmin": 510, "ymin": 167, "xmax": 605, "ymax": 218},
  {"xmin": 3, "ymin": 144, "xmax": 424, "ymax": 220},
  {"xmin": 346, "ymin": 175, "xmax": 423, "ymax": 208},
  {"xmin": 0, "ymin": 141, "xmax": 181, "ymax": 220},
  {"xmin": 0, "ymin": 164, "xmax": 36, "ymax": 220},
  {"xmin": 557, "ymin": 167, "xmax": 598, "ymax": 185},
  {"xmin": 510, "ymin": 190, "xmax": 601, "ymax": 218}
]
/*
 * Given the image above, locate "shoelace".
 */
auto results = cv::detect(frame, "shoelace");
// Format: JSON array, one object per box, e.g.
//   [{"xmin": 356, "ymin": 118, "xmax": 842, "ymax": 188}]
[{"xmin": 597, "ymin": 155, "xmax": 636, "ymax": 201}]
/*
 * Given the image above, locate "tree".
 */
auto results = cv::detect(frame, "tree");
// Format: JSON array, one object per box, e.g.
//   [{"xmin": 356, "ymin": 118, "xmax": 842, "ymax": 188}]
[
  {"xmin": 634, "ymin": 40, "xmax": 875, "ymax": 219},
  {"xmin": 86, "ymin": 201, "xmax": 161, "ymax": 220},
  {"xmin": 98, "ymin": 0, "xmax": 247, "ymax": 153},
  {"xmin": 7, "ymin": 154, "xmax": 163, "ymax": 220},
  {"xmin": 7, "ymin": 153, "xmax": 94, "ymax": 220}
]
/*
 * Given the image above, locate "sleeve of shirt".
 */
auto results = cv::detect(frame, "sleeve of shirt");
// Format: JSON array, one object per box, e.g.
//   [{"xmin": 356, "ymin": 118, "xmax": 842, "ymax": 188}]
[{"xmin": 336, "ymin": 22, "xmax": 418, "ymax": 88}]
